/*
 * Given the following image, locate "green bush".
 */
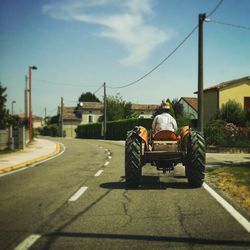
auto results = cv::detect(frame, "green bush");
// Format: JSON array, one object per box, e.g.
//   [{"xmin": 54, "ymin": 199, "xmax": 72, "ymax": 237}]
[
  {"xmin": 204, "ymin": 120, "xmax": 250, "ymax": 147},
  {"xmin": 40, "ymin": 124, "xmax": 60, "ymax": 137},
  {"xmin": 76, "ymin": 117, "xmax": 193, "ymax": 140}
]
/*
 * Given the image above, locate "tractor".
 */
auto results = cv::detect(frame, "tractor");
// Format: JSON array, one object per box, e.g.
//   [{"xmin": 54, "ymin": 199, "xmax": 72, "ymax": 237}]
[{"xmin": 125, "ymin": 126, "xmax": 206, "ymax": 187}]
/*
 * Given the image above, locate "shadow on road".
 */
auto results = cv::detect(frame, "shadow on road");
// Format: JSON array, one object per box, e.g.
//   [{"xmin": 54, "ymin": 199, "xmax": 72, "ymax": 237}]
[
  {"xmin": 43, "ymin": 231, "xmax": 250, "ymax": 248},
  {"xmin": 100, "ymin": 175, "xmax": 193, "ymax": 190}
]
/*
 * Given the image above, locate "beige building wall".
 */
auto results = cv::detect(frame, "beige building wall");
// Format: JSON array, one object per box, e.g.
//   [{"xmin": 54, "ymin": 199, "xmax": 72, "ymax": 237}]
[
  {"xmin": 219, "ymin": 80, "xmax": 250, "ymax": 108},
  {"xmin": 204, "ymin": 89, "xmax": 218, "ymax": 124},
  {"xmin": 81, "ymin": 111, "xmax": 102, "ymax": 124}
]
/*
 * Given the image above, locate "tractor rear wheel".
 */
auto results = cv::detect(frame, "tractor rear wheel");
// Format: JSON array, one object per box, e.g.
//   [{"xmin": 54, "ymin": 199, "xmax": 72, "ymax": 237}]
[
  {"xmin": 186, "ymin": 131, "xmax": 205, "ymax": 187},
  {"xmin": 125, "ymin": 131, "xmax": 142, "ymax": 187}
]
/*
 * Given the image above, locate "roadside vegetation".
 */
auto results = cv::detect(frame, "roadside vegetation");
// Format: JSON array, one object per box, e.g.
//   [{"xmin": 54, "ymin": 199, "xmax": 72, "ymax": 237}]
[{"xmin": 206, "ymin": 165, "xmax": 250, "ymax": 212}]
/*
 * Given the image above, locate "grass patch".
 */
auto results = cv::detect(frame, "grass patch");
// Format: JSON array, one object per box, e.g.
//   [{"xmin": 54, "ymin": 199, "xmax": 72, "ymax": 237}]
[{"xmin": 206, "ymin": 165, "xmax": 250, "ymax": 212}]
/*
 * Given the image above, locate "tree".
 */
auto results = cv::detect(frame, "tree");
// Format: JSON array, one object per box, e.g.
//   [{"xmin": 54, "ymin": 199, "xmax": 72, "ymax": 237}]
[
  {"xmin": 0, "ymin": 83, "xmax": 10, "ymax": 129},
  {"xmin": 153, "ymin": 99, "xmax": 175, "ymax": 118},
  {"xmin": 172, "ymin": 98, "xmax": 184, "ymax": 118},
  {"xmin": 217, "ymin": 99, "xmax": 245, "ymax": 126},
  {"xmin": 78, "ymin": 92, "xmax": 100, "ymax": 102},
  {"xmin": 106, "ymin": 94, "xmax": 133, "ymax": 121}
]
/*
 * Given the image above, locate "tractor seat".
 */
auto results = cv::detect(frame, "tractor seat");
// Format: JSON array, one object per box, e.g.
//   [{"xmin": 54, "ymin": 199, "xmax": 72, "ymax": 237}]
[{"xmin": 153, "ymin": 130, "xmax": 179, "ymax": 141}]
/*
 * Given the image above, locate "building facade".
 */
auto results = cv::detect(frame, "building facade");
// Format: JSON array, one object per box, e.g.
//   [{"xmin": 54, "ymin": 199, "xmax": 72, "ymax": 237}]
[
  {"xmin": 178, "ymin": 97, "xmax": 198, "ymax": 119},
  {"xmin": 203, "ymin": 76, "xmax": 250, "ymax": 124}
]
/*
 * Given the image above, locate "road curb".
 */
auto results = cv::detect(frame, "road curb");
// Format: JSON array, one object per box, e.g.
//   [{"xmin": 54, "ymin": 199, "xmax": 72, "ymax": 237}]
[{"xmin": 0, "ymin": 142, "xmax": 61, "ymax": 174}]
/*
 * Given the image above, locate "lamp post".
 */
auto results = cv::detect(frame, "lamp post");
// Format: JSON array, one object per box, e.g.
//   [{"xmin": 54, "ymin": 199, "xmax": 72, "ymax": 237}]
[
  {"xmin": 11, "ymin": 101, "xmax": 16, "ymax": 115},
  {"xmin": 29, "ymin": 65, "xmax": 38, "ymax": 143}
]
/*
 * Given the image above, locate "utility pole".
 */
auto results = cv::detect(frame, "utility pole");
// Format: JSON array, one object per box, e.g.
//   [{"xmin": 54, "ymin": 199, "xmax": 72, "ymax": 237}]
[
  {"xmin": 24, "ymin": 75, "xmax": 28, "ymax": 118},
  {"xmin": 198, "ymin": 13, "xmax": 206, "ymax": 134},
  {"xmin": 103, "ymin": 82, "xmax": 107, "ymax": 140},
  {"xmin": 61, "ymin": 97, "xmax": 64, "ymax": 137}
]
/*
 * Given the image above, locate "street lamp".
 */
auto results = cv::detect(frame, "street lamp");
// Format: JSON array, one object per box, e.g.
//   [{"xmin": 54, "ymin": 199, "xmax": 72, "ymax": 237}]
[
  {"xmin": 11, "ymin": 101, "xmax": 16, "ymax": 115},
  {"xmin": 29, "ymin": 65, "xmax": 38, "ymax": 143}
]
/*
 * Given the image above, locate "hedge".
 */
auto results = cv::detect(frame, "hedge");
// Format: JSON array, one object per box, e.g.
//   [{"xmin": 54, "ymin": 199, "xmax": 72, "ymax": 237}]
[
  {"xmin": 76, "ymin": 117, "xmax": 192, "ymax": 140},
  {"xmin": 40, "ymin": 124, "xmax": 60, "ymax": 137}
]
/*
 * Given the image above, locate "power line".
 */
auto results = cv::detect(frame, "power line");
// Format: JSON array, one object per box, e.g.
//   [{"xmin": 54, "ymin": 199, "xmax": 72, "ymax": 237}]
[
  {"xmin": 207, "ymin": 19, "xmax": 250, "ymax": 31},
  {"xmin": 207, "ymin": 0, "xmax": 224, "ymax": 18},
  {"xmin": 107, "ymin": 25, "xmax": 198, "ymax": 89},
  {"xmin": 107, "ymin": 0, "xmax": 224, "ymax": 90},
  {"xmin": 34, "ymin": 78, "xmax": 99, "ymax": 88},
  {"xmin": 93, "ymin": 83, "xmax": 104, "ymax": 94}
]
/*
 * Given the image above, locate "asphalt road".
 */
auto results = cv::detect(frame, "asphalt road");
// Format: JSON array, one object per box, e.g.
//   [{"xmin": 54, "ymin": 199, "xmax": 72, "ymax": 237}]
[{"xmin": 0, "ymin": 138, "xmax": 249, "ymax": 250}]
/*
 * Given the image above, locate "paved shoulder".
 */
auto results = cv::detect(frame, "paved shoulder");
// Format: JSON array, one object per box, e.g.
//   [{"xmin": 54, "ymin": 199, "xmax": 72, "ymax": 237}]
[{"xmin": 0, "ymin": 138, "xmax": 61, "ymax": 174}]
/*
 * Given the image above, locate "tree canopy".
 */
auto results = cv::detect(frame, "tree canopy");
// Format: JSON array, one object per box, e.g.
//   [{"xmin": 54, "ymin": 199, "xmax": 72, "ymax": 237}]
[
  {"xmin": 105, "ymin": 94, "xmax": 133, "ymax": 121},
  {"xmin": 78, "ymin": 92, "xmax": 100, "ymax": 102}
]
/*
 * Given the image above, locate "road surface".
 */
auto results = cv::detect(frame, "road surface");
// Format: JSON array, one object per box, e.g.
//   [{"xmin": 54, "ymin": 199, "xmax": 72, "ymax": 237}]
[{"xmin": 0, "ymin": 138, "xmax": 249, "ymax": 250}]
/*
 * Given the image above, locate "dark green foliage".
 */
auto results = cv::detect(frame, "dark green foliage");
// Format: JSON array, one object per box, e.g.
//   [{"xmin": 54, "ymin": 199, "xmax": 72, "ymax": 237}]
[
  {"xmin": 106, "ymin": 94, "xmax": 133, "ymax": 121},
  {"xmin": 204, "ymin": 120, "xmax": 250, "ymax": 147},
  {"xmin": 76, "ymin": 117, "xmax": 193, "ymax": 140},
  {"xmin": 40, "ymin": 124, "xmax": 60, "ymax": 137},
  {"xmin": 78, "ymin": 92, "xmax": 100, "ymax": 102},
  {"xmin": 76, "ymin": 118, "xmax": 153, "ymax": 140},
  {"xmin": 217, "ymin": 99, "xmax": 245, "ymax": 126},
  {"xmin": 172, "ymin": 98, "xmax": 184, "ymax": 118}
]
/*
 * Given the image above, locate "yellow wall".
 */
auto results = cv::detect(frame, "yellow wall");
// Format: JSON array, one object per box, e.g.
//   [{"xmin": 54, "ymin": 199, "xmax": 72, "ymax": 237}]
[
  {"xmin": 219, "ymin": 80, "xmax": 250, "ymax": 108},
  {"xmin": 204, "ymin": 89, "xmax": 218, "ymax": 124}
]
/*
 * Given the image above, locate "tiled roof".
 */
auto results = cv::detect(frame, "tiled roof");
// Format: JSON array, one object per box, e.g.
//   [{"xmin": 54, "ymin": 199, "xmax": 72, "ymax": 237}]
[
  {"xmin": 131, "ymin": 104, "xmax": 159, "ymax": 111},
  {"xmin": 58, "ymin": 107, "xmax": 81, "ymax": 121},
  {"xmin": 180, "ymin": 97, "xmax": 198, "ymax": 111},
  {"xmin": 80, "ymin": 102, "xmax": 103, "ymax": 110},
  {"xmin": 203, "ymin": 76, "xmax": 250, "ymax": 92}
]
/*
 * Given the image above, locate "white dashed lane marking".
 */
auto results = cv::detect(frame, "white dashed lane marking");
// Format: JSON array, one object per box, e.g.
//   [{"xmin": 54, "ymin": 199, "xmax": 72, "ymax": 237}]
[
  {"xmin": 94, "ymin": 170, "xmax": 104, "ymax": 177},
  {"xmin": 14, "ymin": 234, "xmax": 41, "ymax": 250},
  {"xmin": 68, "ymin": 186, "xmax": 88, "ymax": 202},
  {"xmin": 104, "ymin": 161, "xmax": 109, "ymax": 166}
]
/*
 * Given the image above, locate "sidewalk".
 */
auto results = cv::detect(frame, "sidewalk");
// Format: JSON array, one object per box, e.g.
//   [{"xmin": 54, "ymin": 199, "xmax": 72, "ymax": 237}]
[{"xmin": 0, "ymin": 138, "xmax": 61, "ymax": 174}]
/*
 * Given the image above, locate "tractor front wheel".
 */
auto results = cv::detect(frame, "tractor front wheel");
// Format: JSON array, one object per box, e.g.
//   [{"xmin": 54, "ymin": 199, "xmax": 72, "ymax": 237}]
[{"xmin": 125, "ymin": 131, "xmax": 142, "ymax": 187}]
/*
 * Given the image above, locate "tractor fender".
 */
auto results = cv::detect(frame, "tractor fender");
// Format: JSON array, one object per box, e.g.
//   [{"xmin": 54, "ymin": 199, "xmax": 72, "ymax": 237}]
[{"xmin": 132, "ymin": 126, "xmax": 149, "ymax": 150}]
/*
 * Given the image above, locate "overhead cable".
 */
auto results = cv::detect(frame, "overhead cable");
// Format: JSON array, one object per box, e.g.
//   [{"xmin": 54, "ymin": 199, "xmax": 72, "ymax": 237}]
[
  {"xmin": 107, "ymin": 0, "xmax": 224, "ymax": 89},
  {"xmin": 207, "ymin": 19, "xmax": 250, "ymax": 31}
]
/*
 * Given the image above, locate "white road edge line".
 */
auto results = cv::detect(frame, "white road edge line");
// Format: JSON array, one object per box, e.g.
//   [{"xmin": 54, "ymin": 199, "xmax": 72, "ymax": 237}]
[
  {"xmin": 0, "ymin": 143, "xmax": 66, "ymax": 178},
  {"xmin": 94, "ymin": 170, "xmax": 104, "ymax": 177},
  {"xmin": 69, "ymin": 186, "xmax": 88, "ymax": 202},
  {"xmin": 203, "ymin": 183, "xmax": 250, "ymax": 233},
  {"xmin": 14, "ymin": 234, "xmax": 41, "ymax": 250},
  {"xmin": 104, "ymin": 161, "xmax": 109, "ymax": 166}
]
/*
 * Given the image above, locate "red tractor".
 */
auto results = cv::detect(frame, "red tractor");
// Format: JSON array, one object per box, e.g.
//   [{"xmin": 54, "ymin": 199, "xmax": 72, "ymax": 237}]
[{"xmin": 125, "ymin": 126, "xmax": 206, "ymax": 187}]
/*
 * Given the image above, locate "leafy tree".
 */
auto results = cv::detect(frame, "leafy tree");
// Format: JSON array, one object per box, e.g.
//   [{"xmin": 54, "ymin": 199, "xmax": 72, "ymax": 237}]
[
  {"xmin": 153, "ymin": 99, "xmax": 175, "ymax": 118},
  {"xmin": 78, "ymin": 92, "xmax": 100, "ymax": 102},
  {"xmin": 172, "ymin": 98, "xmax": 184, "ymax": 118},
  {"xmin": 106, "ymin": 94, "xmax": 133, "ymax": 121},
  {"xmin": 0, "ymin": 83, "xmax": 10, "ymax": 129},
  {"xmin": 217, "ymin": 99, "xmax": 245, "ymax": 126}
]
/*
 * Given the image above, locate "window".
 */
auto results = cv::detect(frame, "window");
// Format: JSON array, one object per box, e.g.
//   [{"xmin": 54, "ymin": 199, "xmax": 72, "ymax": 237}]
[{"xmin": 88, "ymin": 115, "xmax": 93, "ymax": 123}]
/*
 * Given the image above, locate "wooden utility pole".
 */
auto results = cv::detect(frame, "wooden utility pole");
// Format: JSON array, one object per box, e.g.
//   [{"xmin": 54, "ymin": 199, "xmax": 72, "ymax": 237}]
[
  {"xmin": 103, "ymin": 82, "xmax": 107, "ymax": 140},
  {"xmin": 198, "ymin": 13, "xmax": 206, "ymax": 134},
  {"xmin": 61, "ymin": 97, "xmax": 64, "ymax": 137}
]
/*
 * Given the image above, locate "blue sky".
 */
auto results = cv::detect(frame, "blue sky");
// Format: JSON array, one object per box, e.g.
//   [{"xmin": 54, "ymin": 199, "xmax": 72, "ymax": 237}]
[{"xmin": 1, "ymin": 0, "xmax": 249, "ymax": 117}]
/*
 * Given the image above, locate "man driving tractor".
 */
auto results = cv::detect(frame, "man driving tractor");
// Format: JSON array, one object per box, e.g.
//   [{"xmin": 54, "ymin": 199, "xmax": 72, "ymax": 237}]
[{"xmin": 152, "ymin": 100, "xmax": 177, "ymax": 135}]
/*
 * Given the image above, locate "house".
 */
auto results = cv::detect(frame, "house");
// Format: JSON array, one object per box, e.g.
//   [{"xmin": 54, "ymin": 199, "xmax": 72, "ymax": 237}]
[
  {"xmin": 131, "ymin": 104, "xmax": 159, "ymax": 118},
  {"xmin": 19, "ymin": 113, "xmax": 44, "ymax": 129},
  {"xmin": 178, "ymin": 97, "xmax": 198, "ymax": 119},
  {"xmin": 58, "ymin": 107, "xmax": 82, "ymax": 137},
  {"xmin": 58, "ymin": 102, "xmax": 159, "ymax": 137},
  {"xmin": 80, "ymin": 102, "xmax": 103, "ymax": 124},
  {"xmin": 202, "ymin": 76, "xmax": 250, "ymax": 124}
]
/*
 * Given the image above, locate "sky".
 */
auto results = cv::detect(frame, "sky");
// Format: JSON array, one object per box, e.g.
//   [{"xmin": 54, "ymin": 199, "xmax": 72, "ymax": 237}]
[{"xmin": 1, "ymin": 0, "xmax": 249, "ymax": 117}]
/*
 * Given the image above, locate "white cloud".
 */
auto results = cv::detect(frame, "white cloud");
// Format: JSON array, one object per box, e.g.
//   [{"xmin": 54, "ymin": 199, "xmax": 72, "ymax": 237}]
[{"xmin": 42, "ymin": 0, "xmax": 170, "ymax": 66}]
